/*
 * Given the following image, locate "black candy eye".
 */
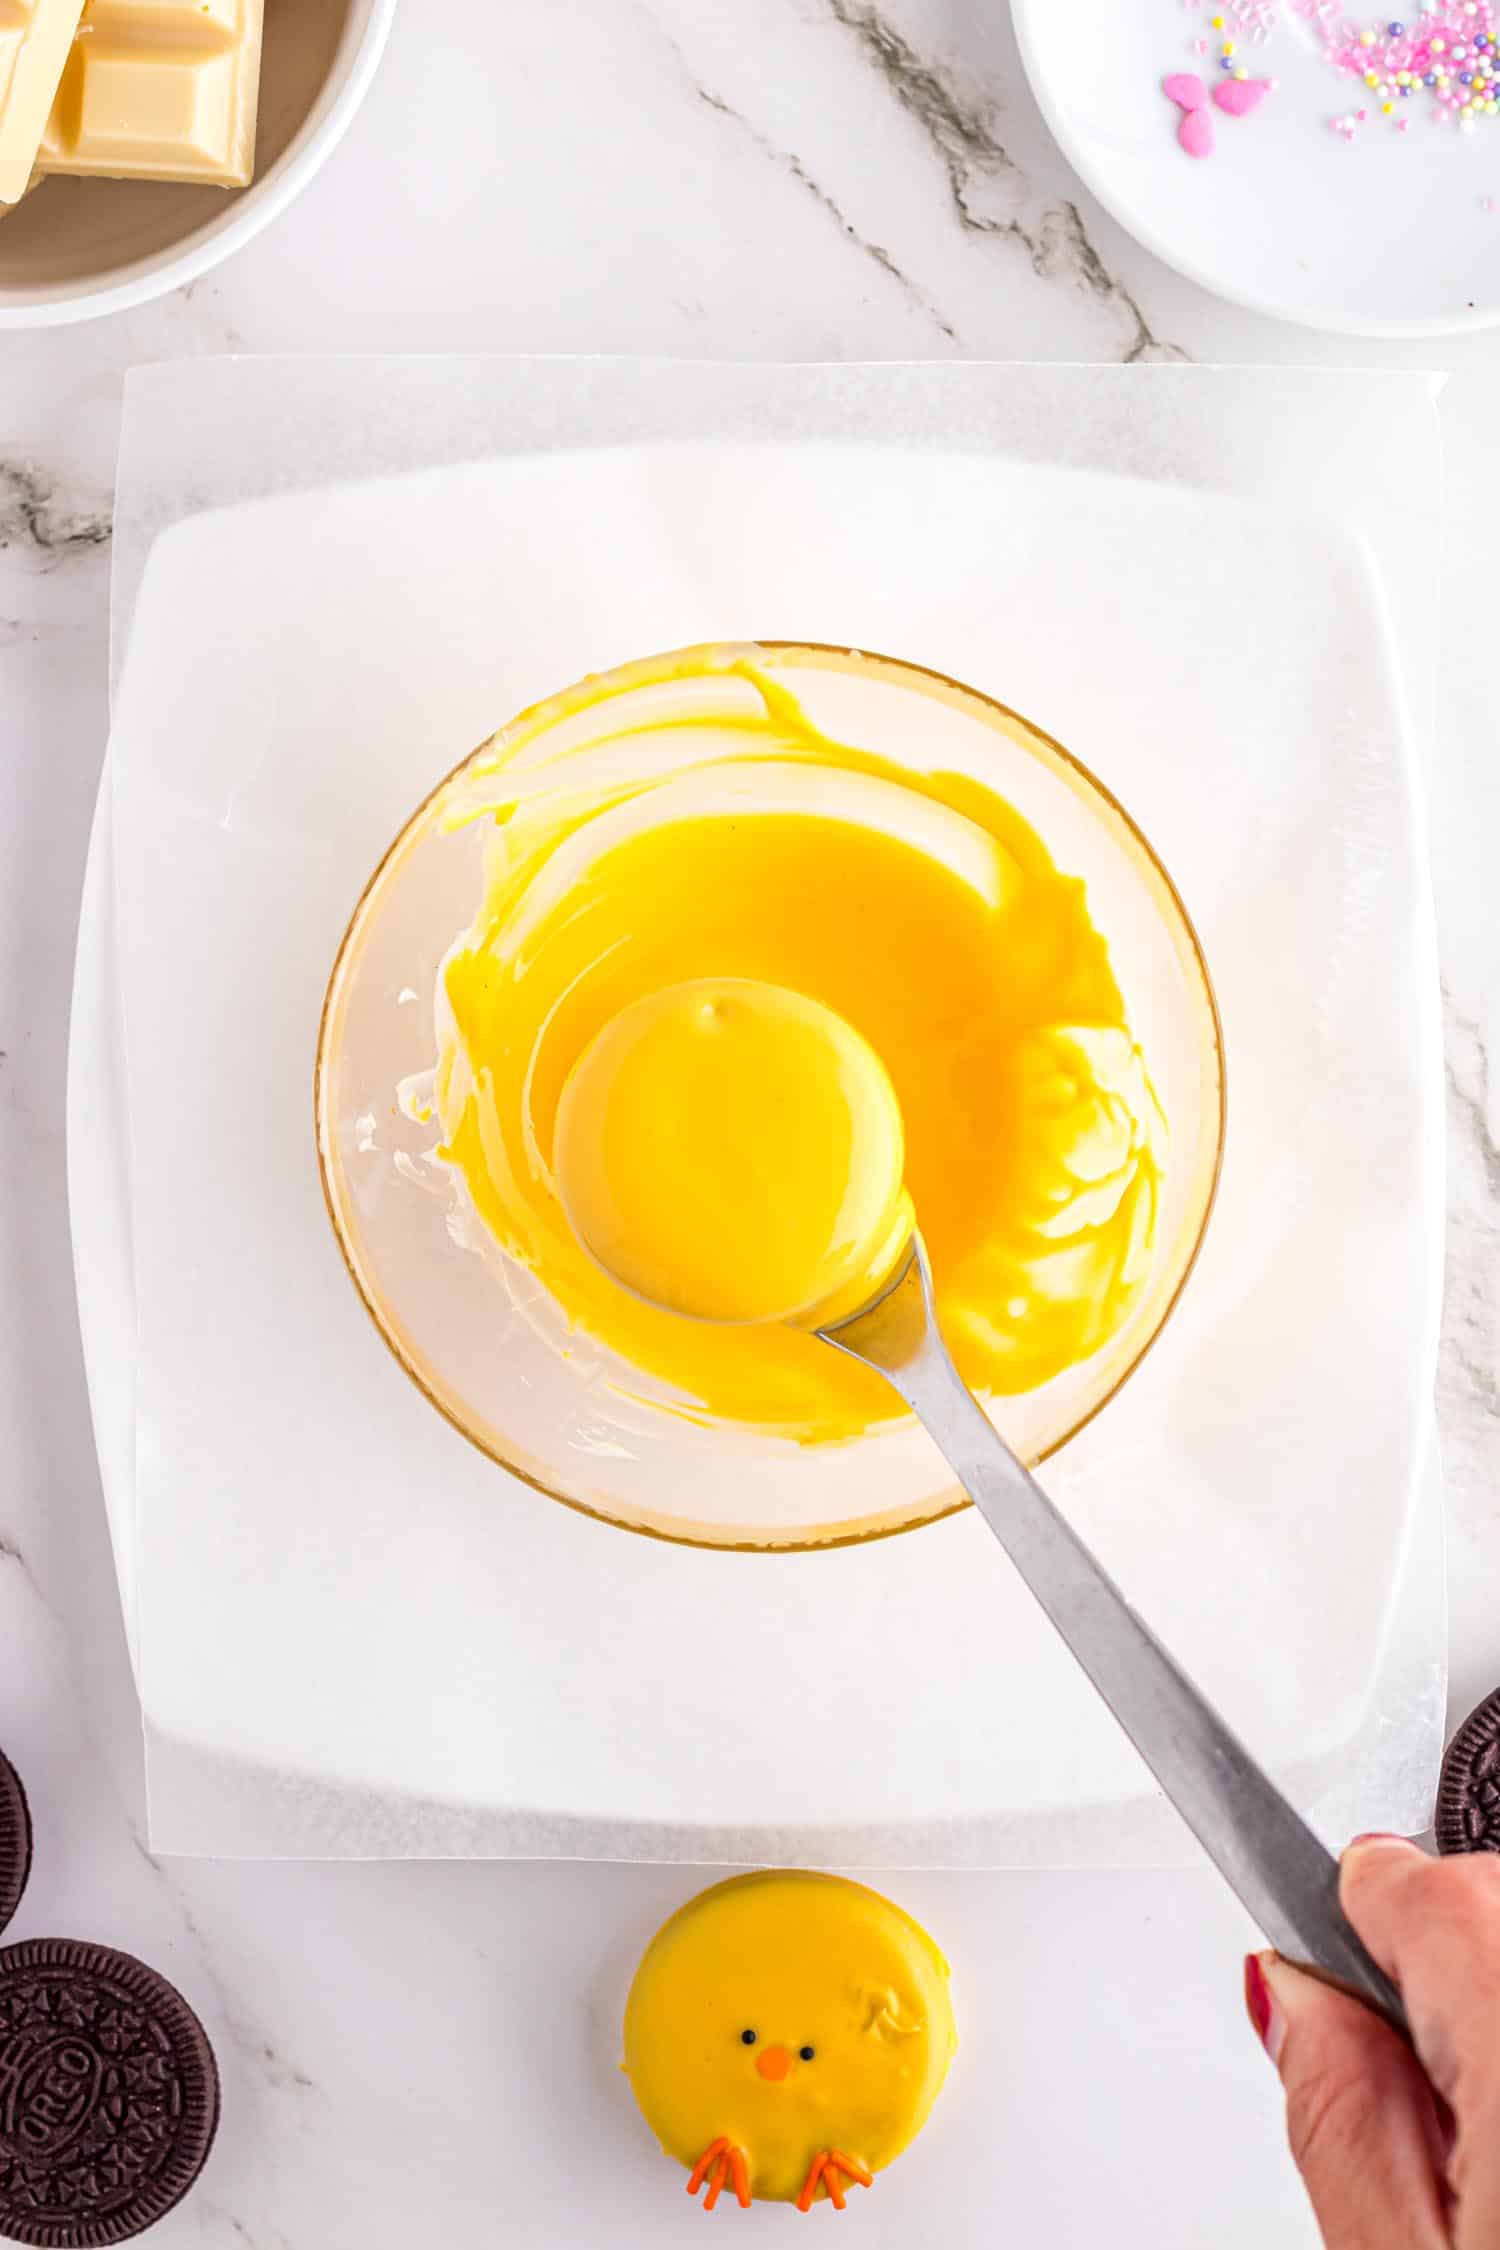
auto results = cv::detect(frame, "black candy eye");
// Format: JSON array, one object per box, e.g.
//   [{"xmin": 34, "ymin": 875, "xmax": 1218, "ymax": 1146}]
[
  {"xmin": 741, "ymin": 2029, "xmax": 757, "ymax": 2046},
  {"xmin": 799, "ymin": 2045, "xmax": 816, "ymax": 2061}
]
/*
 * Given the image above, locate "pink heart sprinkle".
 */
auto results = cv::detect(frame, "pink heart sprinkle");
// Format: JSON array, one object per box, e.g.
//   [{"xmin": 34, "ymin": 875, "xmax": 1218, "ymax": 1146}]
[
  {"xmin": 1163, "ymin": 70, "xmax": 1209, "ymax": 109},
  {"xmin": 1178, "ymin": 106, "xmax": 1215, "ymax": 156},
  {"xmin": 1212, "ymin": 76, "xmax": 1272, "ymax": 115}
]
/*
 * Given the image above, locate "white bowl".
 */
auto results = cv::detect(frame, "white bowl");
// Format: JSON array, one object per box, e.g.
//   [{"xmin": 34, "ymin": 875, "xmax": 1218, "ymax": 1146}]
[
  {"xmin": 0, "ymin": 0, "xmax": 395, "ymax": 328},
  {"xmin": 1013, "ymin": 0, "xmax": 1500, "ymax": 337}
]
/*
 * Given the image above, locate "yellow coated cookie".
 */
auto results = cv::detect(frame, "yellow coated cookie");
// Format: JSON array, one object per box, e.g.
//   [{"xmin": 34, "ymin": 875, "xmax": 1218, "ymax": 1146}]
[
  {"xmin": 623, "ymin": 1870, "xmax": 956, "ymax": 2210},
  {"xmin": 555, "ymin": 978, "xmax": 913, "ymax": 1329}
]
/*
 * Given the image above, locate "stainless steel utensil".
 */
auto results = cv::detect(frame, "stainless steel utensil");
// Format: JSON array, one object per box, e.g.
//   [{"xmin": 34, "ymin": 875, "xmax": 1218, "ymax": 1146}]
[{"xmin": 819, "ymin": 1233, "xmax": 1408, "ymax": 2036}]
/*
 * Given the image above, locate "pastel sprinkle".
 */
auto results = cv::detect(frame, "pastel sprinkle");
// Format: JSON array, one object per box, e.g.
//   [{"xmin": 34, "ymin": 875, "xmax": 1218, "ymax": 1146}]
[
  {"xmin": 1166, "ymin": 0, "xmax": 1500, "ymax": 147},
  {"xmin": 1291, "ymin": 0, "xmax": 1500, "ymax": 134}
]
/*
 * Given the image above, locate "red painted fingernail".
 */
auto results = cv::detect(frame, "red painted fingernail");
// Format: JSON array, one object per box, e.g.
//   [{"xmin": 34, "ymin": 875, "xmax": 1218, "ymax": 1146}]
[
  {"xmin": 1244, "ymin": 1953, "xmax": 1272, "ymax": 2042},
  {"xmin": 1244, "ymin": 1954, "xmax": 1285, "ymax": 2065}
]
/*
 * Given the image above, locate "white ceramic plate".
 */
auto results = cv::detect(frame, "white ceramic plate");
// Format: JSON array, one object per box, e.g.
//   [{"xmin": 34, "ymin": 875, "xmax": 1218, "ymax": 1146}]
[
  {"xmin": 1013, "ymin": 0, "xmax": 1500, "ymax": 335},
  {"xmin": 68, "ymin": 425, "xmax": 1445, "ymax": 1863}
]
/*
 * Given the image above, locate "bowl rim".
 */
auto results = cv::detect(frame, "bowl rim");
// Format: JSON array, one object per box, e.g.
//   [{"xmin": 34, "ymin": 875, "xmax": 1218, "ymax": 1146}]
[
  {"xmin": 314, "ymin": 638, "xmax": 1227, "ymax": 1553},
  {"xmin": 0, "ymin": 0, "xmax": 398, "ymax": 330}
]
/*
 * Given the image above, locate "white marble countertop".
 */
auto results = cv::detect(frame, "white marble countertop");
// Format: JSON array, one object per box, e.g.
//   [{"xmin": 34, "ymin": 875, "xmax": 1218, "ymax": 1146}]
[{"xmin": 4, "ymin": 2, "xmax": 1500, "ymax": 2243}]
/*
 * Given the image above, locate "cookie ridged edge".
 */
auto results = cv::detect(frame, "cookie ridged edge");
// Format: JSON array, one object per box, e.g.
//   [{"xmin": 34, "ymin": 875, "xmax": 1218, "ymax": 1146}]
[
  {"xmin": 0, "ymin": 1747, "xmax": 32, "ymax": 1938},
  {"xmin": 1436, "ymin": 1689, "xmax": 1500, "ymax": 1857}
]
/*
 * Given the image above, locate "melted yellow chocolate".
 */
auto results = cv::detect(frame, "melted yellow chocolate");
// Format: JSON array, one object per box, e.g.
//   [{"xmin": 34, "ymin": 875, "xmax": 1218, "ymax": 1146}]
[{"xmin": 425, "ymin": 646, "xmax": 1165, "ymax": 1443}]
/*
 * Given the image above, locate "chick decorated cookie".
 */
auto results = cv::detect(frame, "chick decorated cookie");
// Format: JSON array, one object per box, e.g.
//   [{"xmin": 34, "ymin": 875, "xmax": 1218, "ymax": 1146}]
[{"xmin": 623, "ymin": 1870, "xmax": 956, "ymax": 2212}]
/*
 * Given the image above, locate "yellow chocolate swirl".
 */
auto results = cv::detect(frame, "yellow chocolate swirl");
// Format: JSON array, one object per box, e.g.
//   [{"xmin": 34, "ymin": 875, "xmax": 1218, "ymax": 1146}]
[{"xmin": 418, "ymin": 646, "xmax": 1166, "ymax": 1444}]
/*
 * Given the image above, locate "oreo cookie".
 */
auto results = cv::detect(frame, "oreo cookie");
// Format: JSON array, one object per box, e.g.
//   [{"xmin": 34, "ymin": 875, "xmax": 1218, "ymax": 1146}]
[
  {"xmin": 0, "ymin": 1940, "xmax": 219, "ymax": 2246},
  {"xmin": 0, "ymin": 1748, "xmax": 220, "ymax": 2244},
  {"xmin": 1436, "ymin": 1688, "xmax": 1500, "ymax": 1856},
  {"xmin": 0, "ymin": 1755, "xmax": 30, "ymax": 1942}
]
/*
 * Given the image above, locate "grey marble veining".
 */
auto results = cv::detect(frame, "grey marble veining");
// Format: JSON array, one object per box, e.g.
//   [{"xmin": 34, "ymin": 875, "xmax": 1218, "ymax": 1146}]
[
  {"xmin": 819, "ymin": 0, "xmax": 1188, "ymax": 358},
  {"xmin": 0, "ymin": 458, "xmax": 113, "ymax": 564},
  {"xmin": 693, "ymin": 79, "xmax": 965, "ymax": 342}
]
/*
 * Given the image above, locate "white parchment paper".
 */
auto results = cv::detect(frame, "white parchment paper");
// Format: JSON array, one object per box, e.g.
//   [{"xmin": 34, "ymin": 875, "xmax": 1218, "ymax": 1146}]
[{"xmin": 80, "ymin": 358, "xmax": 1446, "ymax": 1860}]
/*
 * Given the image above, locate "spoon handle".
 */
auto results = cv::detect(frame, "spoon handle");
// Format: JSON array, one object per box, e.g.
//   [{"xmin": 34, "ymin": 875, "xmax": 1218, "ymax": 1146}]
[{"xmin": 821, "ymin": 1240, "xmax": 1408, "ymax": 2038}]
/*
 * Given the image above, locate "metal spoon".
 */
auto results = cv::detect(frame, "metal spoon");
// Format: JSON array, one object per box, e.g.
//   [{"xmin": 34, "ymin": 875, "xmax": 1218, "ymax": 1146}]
[{"xmin": 818, "ymin": 1232, "xmax": 1408, "ymax": 2036}]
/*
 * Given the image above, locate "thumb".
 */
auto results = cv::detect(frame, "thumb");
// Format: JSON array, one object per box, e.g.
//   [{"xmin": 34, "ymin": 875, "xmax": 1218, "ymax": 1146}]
[{"xmin": 1246, "ymin": 1952, "xmax": 1451, "ymax": 2250}]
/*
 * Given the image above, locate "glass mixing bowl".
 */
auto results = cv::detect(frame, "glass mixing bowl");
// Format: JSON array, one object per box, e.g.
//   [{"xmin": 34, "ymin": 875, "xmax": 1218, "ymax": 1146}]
[{"xmin": 315, "ymin": 642, "xmax": 1224, "ymax": 1550}]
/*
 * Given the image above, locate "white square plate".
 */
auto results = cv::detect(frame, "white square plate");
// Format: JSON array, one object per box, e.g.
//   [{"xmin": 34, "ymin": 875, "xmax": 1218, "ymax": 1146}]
[{"xmin": 71, "ymin": 416, "xmax": 1445, "ymax": 1859}]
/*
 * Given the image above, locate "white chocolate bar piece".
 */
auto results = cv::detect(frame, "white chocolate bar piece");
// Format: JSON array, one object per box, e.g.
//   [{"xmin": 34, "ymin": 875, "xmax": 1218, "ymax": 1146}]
[
  {"xmin": 0, "ymin": 0, "xmax": 87, "ymax": 202},
  {"xmin": 37, "ymin": 0, "xmax": 262, "ymax": 187}
]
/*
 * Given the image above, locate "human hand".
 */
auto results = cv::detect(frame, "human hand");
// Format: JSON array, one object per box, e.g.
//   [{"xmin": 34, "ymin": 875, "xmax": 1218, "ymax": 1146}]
[{"xmin": 1245, "ymin": 1835, "xmax": 1500, "ymax": 2248}]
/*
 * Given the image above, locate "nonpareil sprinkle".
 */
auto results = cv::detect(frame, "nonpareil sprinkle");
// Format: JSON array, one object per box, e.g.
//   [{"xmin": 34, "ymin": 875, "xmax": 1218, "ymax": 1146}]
[{"xmin": 1294, "ymin": 0, "xmax": 1500, "ymax": 130}]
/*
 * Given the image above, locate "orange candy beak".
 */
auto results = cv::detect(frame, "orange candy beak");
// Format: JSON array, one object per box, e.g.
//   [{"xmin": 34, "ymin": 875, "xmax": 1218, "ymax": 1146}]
[{"xmin": 755, "ymin": 2044, "xmax": 793, "ymax": 2083}]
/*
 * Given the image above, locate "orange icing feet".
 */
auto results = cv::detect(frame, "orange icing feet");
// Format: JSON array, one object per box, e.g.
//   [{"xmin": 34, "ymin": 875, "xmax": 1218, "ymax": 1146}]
[
  {"xmin": 796, "ymin": 2149, "xmax": 874, "ymax": 2212},
  {"xmin": 688, "ymin": 2138, "xmax": 751, "ymax": 2211}
]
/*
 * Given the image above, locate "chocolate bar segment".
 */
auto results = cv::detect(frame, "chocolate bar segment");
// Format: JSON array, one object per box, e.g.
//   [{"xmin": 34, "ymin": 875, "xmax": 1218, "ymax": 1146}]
[
  {"xmin": 0, "ymin": 0, "xmax": 86, "ymax": 201},
  {"xmin": 38, "ymin": 0, "xmax": 262, "ymax": 186}
]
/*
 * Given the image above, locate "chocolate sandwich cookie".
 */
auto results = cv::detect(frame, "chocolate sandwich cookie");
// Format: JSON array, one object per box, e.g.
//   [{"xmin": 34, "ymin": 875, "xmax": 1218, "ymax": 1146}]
[
  {"xmin": 1436, "ymin": 1687, "xmax": 1500, "ymax": 1857},
  {"xmin": 0, "ymin": 1939, "xmax": 220, "ymax": 2246},
  {"xmin": 0, "ymin": 1753, "xmax": 30, "ymax": 1941}
]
